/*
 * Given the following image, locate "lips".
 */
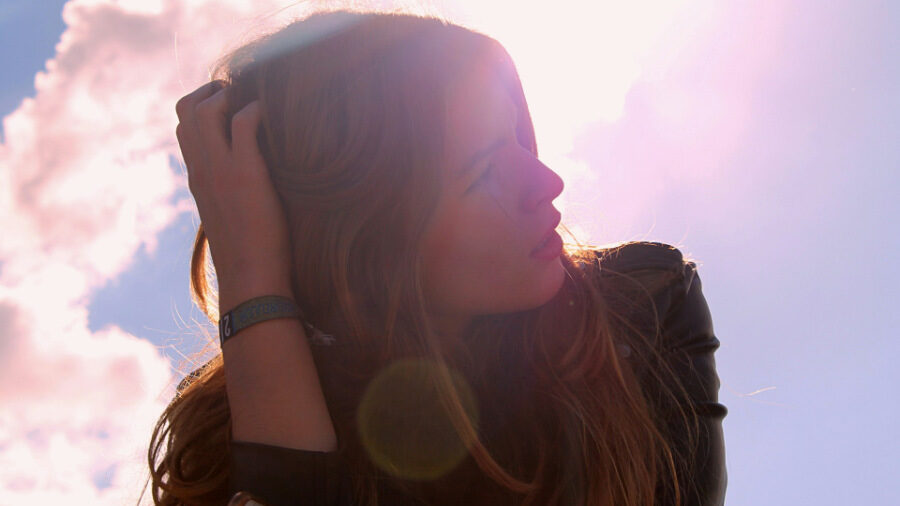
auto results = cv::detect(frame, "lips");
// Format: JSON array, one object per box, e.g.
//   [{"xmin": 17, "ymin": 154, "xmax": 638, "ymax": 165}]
[{"xmin": 531, "ymin": 210, "xmax": 562, "ymax": 253}]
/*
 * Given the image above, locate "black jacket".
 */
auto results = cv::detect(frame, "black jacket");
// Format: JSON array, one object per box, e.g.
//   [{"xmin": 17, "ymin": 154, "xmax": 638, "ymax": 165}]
[{"xmin": 220, "ymin": 241, "xmax": 728, "ymax": 505}]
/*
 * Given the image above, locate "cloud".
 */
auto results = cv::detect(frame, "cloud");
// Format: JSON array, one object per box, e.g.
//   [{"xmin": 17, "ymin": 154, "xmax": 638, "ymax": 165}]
[
  {"xmin": 0, "ymin": 0, "xmax": 800, "ymax": 502},
  {"xmin": 557, "ymin": 1, "xmax": 791, "ymax": 244},
  {"xmin": 0, "ymin": 0, "xmax": 294, "ymax": 502},
  {"xmin": 0, "ymin": 300, "xmax": 172, "ymax": 503}
]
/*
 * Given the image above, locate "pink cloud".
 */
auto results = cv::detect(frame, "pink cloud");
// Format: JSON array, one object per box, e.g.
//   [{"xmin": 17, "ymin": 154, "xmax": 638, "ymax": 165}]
[
  {"xmin": 560, "ymin": 2, "xmax": 791, "ymax": 244},
  {"xmin": 0, "ymin": 0, "xmax": 293, "ymax": 503},
  {"xmin": 0, "ymin": 0, "xmax": 809, "ymax": 502}
]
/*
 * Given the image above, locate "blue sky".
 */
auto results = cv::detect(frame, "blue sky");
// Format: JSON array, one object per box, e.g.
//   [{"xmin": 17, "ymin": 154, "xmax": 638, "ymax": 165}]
[
  {"xmin": 0, "ymin": 1, "xmax": 897, "ymax": 504},
  {"xmin": 0, "ymin": 1, "xmax": 68, "ymax": 125},
  {"xmin": 0, "ymin": 0, "xmax": 203, "ymax": 352}
]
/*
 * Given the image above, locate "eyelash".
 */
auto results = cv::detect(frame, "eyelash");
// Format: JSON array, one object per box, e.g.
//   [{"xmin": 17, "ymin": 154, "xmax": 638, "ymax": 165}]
[{"xmin": 468, "ymin": 164, "xmax": 494, "ymax": 191}]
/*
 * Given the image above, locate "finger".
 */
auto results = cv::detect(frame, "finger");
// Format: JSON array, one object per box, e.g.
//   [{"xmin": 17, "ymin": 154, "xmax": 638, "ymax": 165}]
[
  {"xmin": 175, "ymin": 80, "xmax": 226, "ymax": 175},
  {"xmin": 231, "ymin": 101, "xmax": 266, "ymax": 172},
  {"xmin": 175, "ymin": 122, "xmax": 199, "ymax": 173},
  {"xmin": 178, "ymin": 88, "xmax": 228, "ymax": 192},
  {"xmin": 177, "ymin": 120, "xmax": 208, "ymax": 195},
  {"xmin": 175, "ymin": 79, "xmax": 226, "ymax": 122},
  {"xmin": 194, "ymin": 88, "xmax": 232, "ymax": 158}
]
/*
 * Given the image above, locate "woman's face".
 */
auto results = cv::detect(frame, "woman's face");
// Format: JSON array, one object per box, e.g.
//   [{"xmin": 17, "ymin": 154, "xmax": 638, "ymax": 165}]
[{"xmin": 420, "ymin": 64, "xmax": 566, "ymax": 338}]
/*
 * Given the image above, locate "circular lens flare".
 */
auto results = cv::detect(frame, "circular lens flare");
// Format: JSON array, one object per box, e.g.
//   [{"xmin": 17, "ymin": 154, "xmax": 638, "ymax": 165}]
[{"xmin": 356, "ymin": 357, "xmax": 480, "ymax": 481}]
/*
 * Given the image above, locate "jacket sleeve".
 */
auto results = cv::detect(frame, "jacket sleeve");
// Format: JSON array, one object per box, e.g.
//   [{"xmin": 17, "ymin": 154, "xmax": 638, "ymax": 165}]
[
  {"xmin": 596, "ymin": 242, "xmax": 728, "ymax": 506},
  {"xmin": 660, "ymin": 255, "xmax": 728, "ymax": 506},
  {"xmin": 228, "ymin": 440, "xmax": 350, "ymax": 506},
  {"xmin": 176, "ymin": 360, "xmax": 353, "ymax": 505}
]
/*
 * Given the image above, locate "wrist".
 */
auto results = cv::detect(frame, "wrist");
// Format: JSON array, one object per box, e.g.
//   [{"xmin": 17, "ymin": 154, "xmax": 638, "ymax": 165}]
[
  {"xmin": 217, "ymin": 271, "xmax": 294, "ymax": 313},
  {"xmin": 219, "ymin": 295, "xmax": 303, "ymax": 348}
]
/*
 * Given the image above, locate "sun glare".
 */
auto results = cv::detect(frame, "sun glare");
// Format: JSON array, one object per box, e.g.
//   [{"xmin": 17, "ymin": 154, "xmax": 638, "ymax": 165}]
[
  {"xmin": 453, "ymin": 0, "xmax": 692, "ymax": 156},
  {"xmin": 445, "ymin": 0, "xmax": 698, "ymax": 243}
]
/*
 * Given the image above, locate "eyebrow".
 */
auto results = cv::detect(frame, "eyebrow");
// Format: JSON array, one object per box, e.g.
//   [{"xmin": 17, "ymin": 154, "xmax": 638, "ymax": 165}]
[{"xmin": 456, "ymin": 137, "xmax": 508, "ymax": 180}]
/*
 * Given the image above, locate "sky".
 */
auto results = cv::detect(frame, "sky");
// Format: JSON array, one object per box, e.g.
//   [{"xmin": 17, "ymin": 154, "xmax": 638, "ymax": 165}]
[{"xmin": 0, "ymin": 0, "xmax": 897, "ymax": 504}]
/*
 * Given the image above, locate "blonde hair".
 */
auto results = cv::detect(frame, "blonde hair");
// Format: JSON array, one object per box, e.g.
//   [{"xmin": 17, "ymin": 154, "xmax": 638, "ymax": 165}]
[{"xmin": 145, "ymin": 9, "xmax": 701, "ymax": 505}]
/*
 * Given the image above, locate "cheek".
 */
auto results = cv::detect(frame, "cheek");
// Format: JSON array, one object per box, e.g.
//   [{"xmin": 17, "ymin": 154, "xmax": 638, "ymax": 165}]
[
  {"xmin": 430, "ymin": 200, "xmax": 510, "ymax": 265},
  {"xmin": 424, "ymin": 212, "xmax": 485, "ymax": 282},
  {"xmin": 422, "ymin": 206, "xmax": 519, "ymax": 303}
]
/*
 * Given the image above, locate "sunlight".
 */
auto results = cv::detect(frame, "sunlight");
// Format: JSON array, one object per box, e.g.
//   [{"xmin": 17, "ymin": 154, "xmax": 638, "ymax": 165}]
[
  {"xmin": 453, "ymin": 0, "xmax": 693, "ymax": 158},
  {"xmin": 448, "ymin": 0, "xmax": 702, "ymax": 243}
]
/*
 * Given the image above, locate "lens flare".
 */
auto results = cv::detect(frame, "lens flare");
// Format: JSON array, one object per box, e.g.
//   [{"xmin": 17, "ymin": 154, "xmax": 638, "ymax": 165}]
[{"xmin": 356, "ymin": 357, "xmax": 480, "ymax": 481}]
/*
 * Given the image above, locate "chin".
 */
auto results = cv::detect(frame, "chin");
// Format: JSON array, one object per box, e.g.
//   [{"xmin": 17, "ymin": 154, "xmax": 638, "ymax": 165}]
[
  {"xmin": 521, "ymin": 256, "xmax": 567, "ymax": 310},
  {"xmin": 541, "ymin": 256, "xmax": 567, "ymax": 300}
]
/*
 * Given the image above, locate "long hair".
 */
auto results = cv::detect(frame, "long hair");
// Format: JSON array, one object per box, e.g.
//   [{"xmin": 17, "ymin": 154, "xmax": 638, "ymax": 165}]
[{"xmin": 145, "ymin": 9, "xmax": 701, "ymax": 506}]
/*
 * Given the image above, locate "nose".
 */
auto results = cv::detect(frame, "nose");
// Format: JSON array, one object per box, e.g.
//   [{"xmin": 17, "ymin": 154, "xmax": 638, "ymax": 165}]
[{"xmin": 521, "ymin": 156, "xmax": 565, "ymax": 213}]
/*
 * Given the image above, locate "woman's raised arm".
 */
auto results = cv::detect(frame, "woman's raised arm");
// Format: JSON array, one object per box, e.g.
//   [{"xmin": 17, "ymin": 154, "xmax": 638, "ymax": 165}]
[{"xmin": 175, "ymin": 81, "xmax": 337, "ymax": 453}]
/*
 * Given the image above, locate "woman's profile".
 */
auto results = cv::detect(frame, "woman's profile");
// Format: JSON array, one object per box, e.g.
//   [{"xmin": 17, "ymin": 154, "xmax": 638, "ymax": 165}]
[{"xmin": 147, "ymin": 8, "xmax": 727, "ymax": 506}]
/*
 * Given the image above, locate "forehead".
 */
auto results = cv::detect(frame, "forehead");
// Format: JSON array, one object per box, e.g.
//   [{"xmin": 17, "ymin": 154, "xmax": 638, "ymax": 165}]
[{"xmin": 443, "ymin": 64, "xmax": 518, "ymax": 171}]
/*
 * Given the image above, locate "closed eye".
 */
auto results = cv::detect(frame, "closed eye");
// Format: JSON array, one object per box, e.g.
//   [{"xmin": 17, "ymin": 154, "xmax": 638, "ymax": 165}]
[{"xmin": 466, "ymin": 164, "xmax": 494, "ymax": 193}]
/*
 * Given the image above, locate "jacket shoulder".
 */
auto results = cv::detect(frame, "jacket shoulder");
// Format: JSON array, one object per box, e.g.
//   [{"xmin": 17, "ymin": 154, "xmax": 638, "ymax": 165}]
[
  {"xmin": 592, "ymin": 240, "xmax": 687, "ymax": 274},
  {"xmin": 587, "ymin": 242, "xmax": 728, "ymax": 504},
  {"xmin": 586, "ymin": 241, "xmax": 690, "ymax": 298}
]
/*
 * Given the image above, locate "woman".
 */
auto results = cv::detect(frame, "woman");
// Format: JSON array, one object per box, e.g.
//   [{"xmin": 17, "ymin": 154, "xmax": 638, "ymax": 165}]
[{"xmin": 147, "ymin": 9, "xmax": 727, "ymax": 506}]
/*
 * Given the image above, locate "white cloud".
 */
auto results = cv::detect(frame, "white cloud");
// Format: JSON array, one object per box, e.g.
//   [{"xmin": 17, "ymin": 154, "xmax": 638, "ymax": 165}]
[
  {"xmin": 0, "ymin": 0, "xmax": 296, "ymax": 503},
  {"xmin": 0, "ymin": 0, "xmax": 794, "ymax": 502},
  {"xmin": 546, "ymin": 1, "xmax": 791, "ymax": 245}
]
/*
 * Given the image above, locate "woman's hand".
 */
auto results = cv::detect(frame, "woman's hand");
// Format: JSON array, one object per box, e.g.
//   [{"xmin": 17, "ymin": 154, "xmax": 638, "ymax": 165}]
[
  {"xmin": 175, "ymin": 82, "xmax": 338, "ymax": 453},
  {"xmin": 175, "ymin": 81, "xmax": 293, "ymax": 309}
]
